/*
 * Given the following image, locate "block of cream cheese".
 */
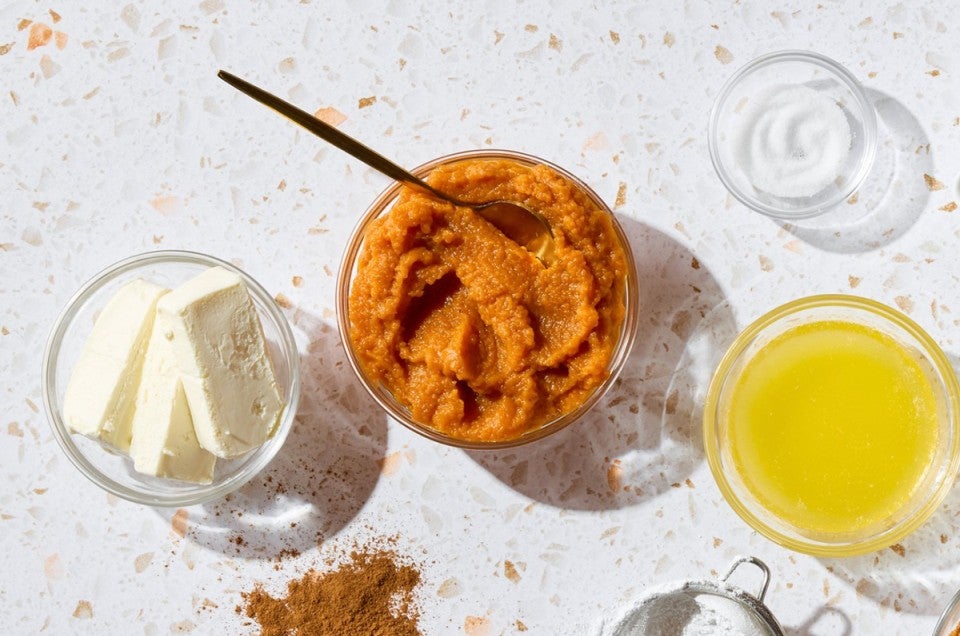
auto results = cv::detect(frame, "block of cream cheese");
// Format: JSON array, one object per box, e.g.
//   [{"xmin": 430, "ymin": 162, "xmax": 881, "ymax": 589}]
[
  {"xmin": 63, "ymin": 278, "xmax": 169, "ymax": 452},
  {"xmin": 130, "ymin": 316, "xmax": 216, "ymax": 483},
  {"xmin": 156, "ymin": 266, "xmax": 283, "ymax": 458}
]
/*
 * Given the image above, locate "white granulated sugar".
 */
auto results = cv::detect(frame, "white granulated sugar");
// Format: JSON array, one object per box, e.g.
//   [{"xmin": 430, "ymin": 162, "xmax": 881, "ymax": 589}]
[{"xmin": 734, "ymin": 83, "xmax": 852, "ymax": 199}]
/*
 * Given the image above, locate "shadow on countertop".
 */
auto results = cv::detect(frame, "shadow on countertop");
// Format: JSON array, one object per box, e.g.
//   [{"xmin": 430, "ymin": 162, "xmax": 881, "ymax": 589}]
[
  {"xmin": 783, "ymin": 605, "xmax": 853, "ymax": 636},
  {"xmin": 159, "ymin": 308, "xmax": 388, "ymax": 560},
  {"xmin": 468, "ymin": 217, "xmax": 737, "ymax": 511},
  {"xmin": 819, "ymin": 479, "xmax": 960, "ymax": 617},
  {"xmin": 781, "ymin": 89, "xmax": 931, "ymax": 253}
]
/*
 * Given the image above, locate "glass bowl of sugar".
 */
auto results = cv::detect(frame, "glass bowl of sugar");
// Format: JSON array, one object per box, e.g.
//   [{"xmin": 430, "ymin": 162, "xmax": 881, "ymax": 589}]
[{"xmin": 708, "ymin": 50, "xmax": 877, "ymax": 220}]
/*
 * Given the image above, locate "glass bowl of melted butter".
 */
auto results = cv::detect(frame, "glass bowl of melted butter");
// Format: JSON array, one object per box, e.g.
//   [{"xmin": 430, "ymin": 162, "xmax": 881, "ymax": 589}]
[
  {"xmin": 704, "ymin": 295, "xmax": 960, "ymax": 556},
  {"xmin": 42, "ymin": 250, "xmax": 300, "ymax": 507}
]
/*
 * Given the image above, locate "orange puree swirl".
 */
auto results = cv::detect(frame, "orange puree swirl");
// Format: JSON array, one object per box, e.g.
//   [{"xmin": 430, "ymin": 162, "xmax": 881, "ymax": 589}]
[{"xmin": 348, "ymin": 158, "xmax": 627, "ymax": 442}]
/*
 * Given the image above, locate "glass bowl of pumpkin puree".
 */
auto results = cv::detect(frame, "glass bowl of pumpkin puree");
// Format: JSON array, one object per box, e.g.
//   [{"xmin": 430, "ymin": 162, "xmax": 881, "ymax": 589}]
[
  {"xmin": 337, "ymin": 149, "xmax": 639, "ymax": 448},
  {"xmin": 704, "ymin": 295, "xmax": 960, "ymax": 556}
]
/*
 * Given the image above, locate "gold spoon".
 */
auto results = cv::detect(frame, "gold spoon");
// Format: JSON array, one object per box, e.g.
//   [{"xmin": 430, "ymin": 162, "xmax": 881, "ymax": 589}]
[{"xmin": 217, "ymin": 70, "xmax": 555, "ymax": 265}]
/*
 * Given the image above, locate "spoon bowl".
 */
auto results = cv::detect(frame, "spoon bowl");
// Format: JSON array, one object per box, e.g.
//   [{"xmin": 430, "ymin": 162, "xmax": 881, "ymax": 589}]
[{"xmin": 217, "ymin": 70, "xmax": 555, "ymax": 265}]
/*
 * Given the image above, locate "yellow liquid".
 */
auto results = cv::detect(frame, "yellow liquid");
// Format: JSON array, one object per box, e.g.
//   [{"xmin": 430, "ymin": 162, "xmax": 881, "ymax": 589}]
[{"xmin": 726, "ymin": 320, "xmax": 939, "ymax": 535}]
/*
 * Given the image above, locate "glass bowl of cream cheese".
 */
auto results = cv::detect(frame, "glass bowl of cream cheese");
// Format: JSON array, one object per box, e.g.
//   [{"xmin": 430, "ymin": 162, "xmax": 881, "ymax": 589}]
[
  {"xmin": 42, "ymin": 250, "xmax": 300, "ymax": 507},
  {"xmin": 708, "ymin": 50, "xmax": 877, "ymax": 220}
]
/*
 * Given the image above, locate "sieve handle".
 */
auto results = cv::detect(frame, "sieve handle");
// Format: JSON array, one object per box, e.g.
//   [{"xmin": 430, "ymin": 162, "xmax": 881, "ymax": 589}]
[{"xmin": 721, "ymin": 555, "xmax": 771, "ymax": 602}]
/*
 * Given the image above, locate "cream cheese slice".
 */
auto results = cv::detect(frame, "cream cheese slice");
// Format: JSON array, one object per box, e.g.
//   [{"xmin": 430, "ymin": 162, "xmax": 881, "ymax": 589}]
[
  {"xmin": 156, "ymin": 266, "xmax": 284, "ymax": 458},
  {"xmin": 63, "ymin": 278, "xmax": 169, "ymax": 452},
  {"xmin": 130, "ymin": 314, "xmax": 216, "ymax": 483}
]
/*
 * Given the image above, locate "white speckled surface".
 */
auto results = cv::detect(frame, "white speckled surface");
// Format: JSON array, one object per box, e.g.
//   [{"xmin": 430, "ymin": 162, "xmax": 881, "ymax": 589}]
[{"xmin": 2, "ymin": 1, "xmax": 959, "ymax": 634}]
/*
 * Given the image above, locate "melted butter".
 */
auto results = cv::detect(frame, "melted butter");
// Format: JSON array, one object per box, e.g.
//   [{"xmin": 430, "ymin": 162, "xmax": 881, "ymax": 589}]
[{"xmin": 726, "ymin": 320, "xmax": 939, "ymax": 535}]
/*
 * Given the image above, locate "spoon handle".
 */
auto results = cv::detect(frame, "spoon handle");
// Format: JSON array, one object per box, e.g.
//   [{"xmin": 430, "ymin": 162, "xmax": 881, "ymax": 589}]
[{"xmin": 217, "ymin": 70, "xmax": 443, "ymax": 199}]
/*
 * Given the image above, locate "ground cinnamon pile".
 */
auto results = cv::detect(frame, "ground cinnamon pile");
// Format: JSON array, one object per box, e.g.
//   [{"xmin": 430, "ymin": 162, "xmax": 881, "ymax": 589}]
[{"xmin": 240, "ymin": 549, "xmax": 422, "ymax": 635}]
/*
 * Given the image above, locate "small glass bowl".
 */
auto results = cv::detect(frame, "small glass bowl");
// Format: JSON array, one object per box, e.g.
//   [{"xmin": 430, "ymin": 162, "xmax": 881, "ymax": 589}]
[
  {"xmin": 704, "ymin": 295, "xmax": 960, "ymax": 556},
  {"xmin": 708, "ymin": 50, "xmax": 877, "ymax": 219},
  {"xmin": 336, "ymin": 149, "xmax": 639, "ymax": 450},
  {"xmin": 42, "ymin": 250, "xmax": 301, "ymax": 507},
  {"xmin": 935, "ymin": 586, "xmax": 960, "ymax": 636}
]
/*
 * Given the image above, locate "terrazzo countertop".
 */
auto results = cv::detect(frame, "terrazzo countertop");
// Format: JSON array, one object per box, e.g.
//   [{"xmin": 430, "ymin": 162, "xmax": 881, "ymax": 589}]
[{"xmin": 2, "ymin": 1, "xmax": 959, "ymax": 634}]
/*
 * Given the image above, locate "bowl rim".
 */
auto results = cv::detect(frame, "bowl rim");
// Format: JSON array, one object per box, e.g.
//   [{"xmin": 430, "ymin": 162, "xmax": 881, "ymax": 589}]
[
  {"xmin": 703, "ymin": 294, "xmax": 960, "ymax": 556},
  {"xmin": 41, "ymin": 249, "xmax": 301, "ymax": 507},
  {"xmin": 934, "ymin": 585, "xmax": 960, "ymax": 635},
  {"xmin": 336, "ymin": 148, "xmax": 640, "ymax": 450},
  {"xmin": 707, "ymin": 49, "xmax": 879, "ymax": 220}
]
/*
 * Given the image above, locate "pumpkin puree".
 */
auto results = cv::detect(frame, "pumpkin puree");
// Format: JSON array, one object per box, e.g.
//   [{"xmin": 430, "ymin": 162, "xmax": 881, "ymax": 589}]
[{"xmin": 348, "ymin": 158, "xmax": 628, "ymax": 442}]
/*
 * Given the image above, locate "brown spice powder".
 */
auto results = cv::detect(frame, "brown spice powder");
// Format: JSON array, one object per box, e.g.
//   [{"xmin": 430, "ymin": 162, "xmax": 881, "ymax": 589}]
[{"xmin": 242, "ymin": 549, "xmax": 422, "ymax": 636}]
